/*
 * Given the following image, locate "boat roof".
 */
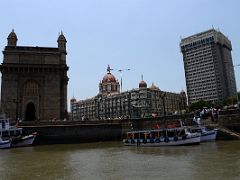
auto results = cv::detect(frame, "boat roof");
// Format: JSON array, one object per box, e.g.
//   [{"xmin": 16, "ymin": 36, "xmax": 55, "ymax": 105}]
[
  {"xmin": 0, "ymin": 127, "xmax": 22, "ymax": 132},
  {"xmin": 126, "ymin": 127, "xmax": 186, "ymax": 134}
]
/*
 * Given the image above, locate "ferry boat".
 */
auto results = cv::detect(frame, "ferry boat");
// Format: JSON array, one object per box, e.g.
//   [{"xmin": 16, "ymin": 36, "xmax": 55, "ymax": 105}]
[
  {"xmin": 189, "ymin": 126, "xmax": 217, "ymax": 142},
  {"xmin": 123, "ymin": 127, "xmax": 201, "ymax": 146}
]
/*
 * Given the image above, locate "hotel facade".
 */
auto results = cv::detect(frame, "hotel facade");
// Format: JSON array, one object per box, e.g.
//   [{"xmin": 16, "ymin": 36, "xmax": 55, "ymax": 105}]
[{"xmin": 71, "ymin": 65, "xmax": 187, "ymax": 120}]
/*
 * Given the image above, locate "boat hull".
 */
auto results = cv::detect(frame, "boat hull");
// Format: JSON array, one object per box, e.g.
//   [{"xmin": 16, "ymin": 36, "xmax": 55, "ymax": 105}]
[
  {"xmin": 0, "ymin": 140, "xmax": 11, "ymax": 149},
  {"xmin": 11, "ymin": 134, "xmax": 36, "ymax": 148},
  {"xmin": 201, "ymin": 129, "xmax": 217, "ymax": 142}
]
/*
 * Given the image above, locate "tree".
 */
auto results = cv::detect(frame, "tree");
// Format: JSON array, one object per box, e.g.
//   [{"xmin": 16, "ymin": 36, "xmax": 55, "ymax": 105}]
[
  {"xmin": 223, "ymin": 96, "xmax": 237, "ymax": 106},
  {"xmin": 188, "ymin": 100, "xmax": 211, "ymax": 112}
]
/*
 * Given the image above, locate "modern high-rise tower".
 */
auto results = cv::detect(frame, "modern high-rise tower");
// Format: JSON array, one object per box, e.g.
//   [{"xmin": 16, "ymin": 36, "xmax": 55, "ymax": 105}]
[{"xmin": 180, "ymin": 29, "xmax": 237, "ymax": 105}]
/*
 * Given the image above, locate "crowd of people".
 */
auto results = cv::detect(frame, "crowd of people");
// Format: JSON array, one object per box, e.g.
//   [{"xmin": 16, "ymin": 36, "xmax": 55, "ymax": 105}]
[{"xmin": 192, "ymin": 107, "xmax": 220, "ymax": 125}]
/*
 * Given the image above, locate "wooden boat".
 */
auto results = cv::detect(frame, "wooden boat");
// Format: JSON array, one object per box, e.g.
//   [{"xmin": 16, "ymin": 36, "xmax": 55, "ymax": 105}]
[{"xmin": 123, "ymin": 127, "xmax": 201, "ymax": 146}]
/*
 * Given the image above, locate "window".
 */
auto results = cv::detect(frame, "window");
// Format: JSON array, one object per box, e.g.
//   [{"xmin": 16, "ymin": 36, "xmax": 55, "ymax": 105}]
[{"xmin": 23, "ymin": 81, "xmax": 39, "ymax": 96}]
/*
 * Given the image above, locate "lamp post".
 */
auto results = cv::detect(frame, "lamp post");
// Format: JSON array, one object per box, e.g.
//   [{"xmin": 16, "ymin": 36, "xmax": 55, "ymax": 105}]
[{"xmin": 118, "ymin": 68, "xmax": 130, "ymax": 93}]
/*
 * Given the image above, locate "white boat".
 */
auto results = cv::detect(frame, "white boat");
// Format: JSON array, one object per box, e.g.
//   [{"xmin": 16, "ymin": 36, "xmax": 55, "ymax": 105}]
[
  {"xmin": 123, "ymin": 127, "xmax": 201, "ymax": 146},
  {"xmin": 190, "ymin": 126, "xmax": 217, "ymax": 142},
  {"xmin": 0, "ymin": 115, "xmax": 18, "ymax": 149},
  {"xmin": 0, "ymin": 137, "xmax": 11, "ymax": 149},
  {"xmin": 11, "ymin": 132, "xmax": 37, "ymax": 147},
  {"xmin": 0, "ymin": 115, "xmax": 37, "ymax": 148}
]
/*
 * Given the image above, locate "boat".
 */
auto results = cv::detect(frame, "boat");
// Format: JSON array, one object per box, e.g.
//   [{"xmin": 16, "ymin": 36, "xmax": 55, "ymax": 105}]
[
  {"xmin": 189, "ymin": 126, "xmax": 217, "ymax": 142},
  {"xmin": 11, "ymin": 132, "xmax": 37, "ymax": 148},
  {"xmin": 0, "ymin": 115, "xmax": 37, "ymax": 148},
  {"xmin": 123, "ymin": 127, "xmax": 201, "ymax": 146},
  {"xmin": 0, "ymin": 137, "xmax": 11, "ymax": 149},
  {"xmin": 0, "ymin": 115, "xmax": 18, "ymax": 149}
]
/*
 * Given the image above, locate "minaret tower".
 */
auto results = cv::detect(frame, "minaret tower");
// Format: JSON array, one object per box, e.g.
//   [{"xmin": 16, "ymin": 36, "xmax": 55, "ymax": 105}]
[
  {"xmin": 7, "ymin": 29, "xmax": 17, "ymax": 46},
  {"xmin": 57, "ymin": 31, "xmax": 67, "ymax": 52},
  {"xmin": 57, "ymin": 31, "xmax": 67, "ymax": 64}
]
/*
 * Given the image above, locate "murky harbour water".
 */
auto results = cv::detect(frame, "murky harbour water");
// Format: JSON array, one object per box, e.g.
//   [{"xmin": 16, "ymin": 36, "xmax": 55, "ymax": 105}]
[{"xmin": 0, "ymin": 141, "xmax": 239, "ymax": 180}]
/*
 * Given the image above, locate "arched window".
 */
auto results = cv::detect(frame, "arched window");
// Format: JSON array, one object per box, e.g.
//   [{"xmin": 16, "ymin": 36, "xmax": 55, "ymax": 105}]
[{"xmin": 23, "ymin": 81, "xmax": 39, "ymax": 96}]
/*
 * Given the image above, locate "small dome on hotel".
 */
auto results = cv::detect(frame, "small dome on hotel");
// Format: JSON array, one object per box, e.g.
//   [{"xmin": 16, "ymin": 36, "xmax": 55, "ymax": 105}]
[
  {"xmin": 139, "ymin": 80, "xmax": 147, "ymax": 88},
  {"xmin": 180, "ymin": 90, "xmax": 186, "ymax": 96},
  {"xmin": 70, "ymin": 96, "xmax": 76, "ymax": 102},
  {"xmin": 149, "ymin": 83, "xmax": 160, "ymax": 91}
]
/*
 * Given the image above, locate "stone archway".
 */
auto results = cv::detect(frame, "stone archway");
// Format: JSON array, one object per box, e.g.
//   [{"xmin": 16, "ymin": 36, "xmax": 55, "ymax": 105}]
[
  {"xmin": 23, "ymin": 81, "xmax": 39, "ymax": 121},
  {"xmin": 25, "ymin": 102, "xmax": 36, "ymax": 121}
]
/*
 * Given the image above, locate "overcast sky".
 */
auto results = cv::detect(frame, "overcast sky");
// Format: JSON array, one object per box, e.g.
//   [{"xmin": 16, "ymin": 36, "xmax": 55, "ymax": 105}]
[{"xmin": 1, "ymin": 0, "xmax": 240, "ymax": 108}]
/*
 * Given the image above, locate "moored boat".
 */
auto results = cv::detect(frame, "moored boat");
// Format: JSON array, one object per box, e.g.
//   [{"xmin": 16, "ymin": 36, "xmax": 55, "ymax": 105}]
[
  {"xmin": 123, "ymin": 127, "xmax": 201, "ymax": 146},
  {"xmin": 11, "ymin": 132, "xmax": 37, "ymax": 148},
  {"xmin": 0, "ymin": 137, "xmax": 11, "ymax": 149},
  {"xmin": 190, "ymin": 126, "xmax": 217, "ymax": 142},
  {"xmin": 0, "ymin": 115, "xmax": 37, "ymax": 148}
]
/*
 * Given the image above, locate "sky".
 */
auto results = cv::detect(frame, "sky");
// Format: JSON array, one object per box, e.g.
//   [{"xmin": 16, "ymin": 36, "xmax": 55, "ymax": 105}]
[{"xmin": 1, "ymin": 0, "xmax": 240, "ymax": 109}]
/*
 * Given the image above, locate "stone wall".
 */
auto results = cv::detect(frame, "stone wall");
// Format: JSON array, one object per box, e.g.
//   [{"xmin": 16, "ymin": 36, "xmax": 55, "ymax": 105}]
[
  {"xmin": 218, "ymin": 109, "xmax": 240, "ymax": 133},
  {"xmin": 19, "ymin": 121, "xmax": 122, "ymax": 144}
]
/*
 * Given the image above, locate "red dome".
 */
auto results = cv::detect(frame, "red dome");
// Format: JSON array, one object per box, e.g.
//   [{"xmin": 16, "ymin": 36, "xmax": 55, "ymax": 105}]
[
  {"xmin": 102, "ymin": 73, "xmax": 117, "ymax": 83},
  {"xmin": 139, "ymin": 80, "xmax": 147, "ymax": 88},
  {"xmin": 70, "ymin": 96, "xmax": 76, "ymax": 102}
]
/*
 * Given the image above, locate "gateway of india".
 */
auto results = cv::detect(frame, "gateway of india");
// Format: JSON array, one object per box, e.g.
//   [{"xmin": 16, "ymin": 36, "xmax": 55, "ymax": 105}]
[{"xmin": 0, "ymin": 30, "xmax": 68, "ymax": 121}]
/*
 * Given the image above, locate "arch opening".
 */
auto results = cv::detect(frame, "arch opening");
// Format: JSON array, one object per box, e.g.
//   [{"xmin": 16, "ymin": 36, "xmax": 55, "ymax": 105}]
[{"xmin": 25, "ymin": 102, "xmax": 36, "ymax": 121}]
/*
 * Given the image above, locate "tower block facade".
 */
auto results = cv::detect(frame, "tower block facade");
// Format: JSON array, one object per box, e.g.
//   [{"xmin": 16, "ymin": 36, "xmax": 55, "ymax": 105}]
[
  {"xmin": 180, "ymin": 29, "xmax": 237, "ymax": 104},
  {"xmin": 0, "ymin": 30, "xmax": 69, "ymax": 121}
]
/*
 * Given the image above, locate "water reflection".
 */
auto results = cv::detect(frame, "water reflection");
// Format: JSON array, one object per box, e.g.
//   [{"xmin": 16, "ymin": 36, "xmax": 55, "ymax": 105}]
[{"xmin": 0, "ymin": 141, "xmax": 239, "ymax": 180}]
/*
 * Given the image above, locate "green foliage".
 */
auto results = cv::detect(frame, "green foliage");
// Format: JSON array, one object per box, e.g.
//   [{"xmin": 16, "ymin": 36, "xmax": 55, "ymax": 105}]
[
  {"xmin": 212, "ymin": 100, "xmax": 223, "ymax": 109},
  {"xmin": 187, "ymin": 93, "xmax": 240, "ymax": 112},
  {"xmin": 223, "ymin": 96, "xmax": 237, "ymax": 106},
  {"xmin": 188, "ymin": 100, "xmax": 211, "ymax": 112}
]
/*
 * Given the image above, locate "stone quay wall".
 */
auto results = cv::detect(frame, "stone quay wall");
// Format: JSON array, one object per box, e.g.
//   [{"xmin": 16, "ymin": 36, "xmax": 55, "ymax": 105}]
[
  {"xmin": 218, "ymin": 109, "xmax": 240, "ymax": 133},
  {"xmin": 18, "ymin": 110, "xmax": 240, "ymax": 144},
  {"xmin": 19, "ymin": 120, "xmax": 122, "ymax": 144}
]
